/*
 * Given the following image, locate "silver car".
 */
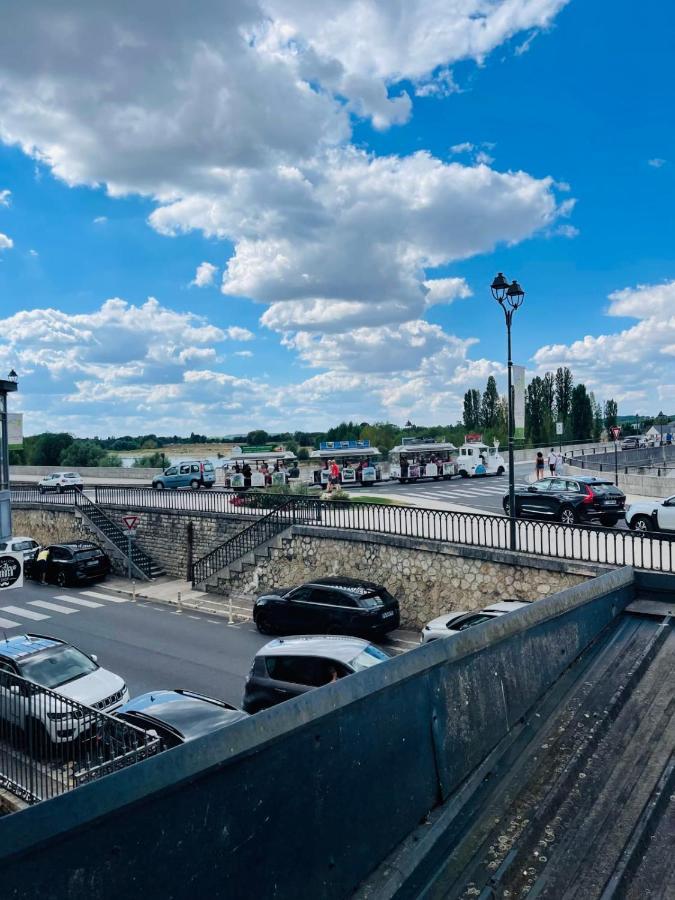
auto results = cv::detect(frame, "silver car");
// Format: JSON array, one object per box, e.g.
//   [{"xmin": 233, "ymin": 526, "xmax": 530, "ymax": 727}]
[{"xmin": 421, "ymin": 600, "xmax": 531, "ymax": 644}]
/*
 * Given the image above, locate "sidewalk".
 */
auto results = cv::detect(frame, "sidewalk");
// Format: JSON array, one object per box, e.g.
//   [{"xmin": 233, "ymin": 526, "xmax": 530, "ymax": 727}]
[{"xmin": 103, "ymin": 575, "xmax": 255, "ymax": 622}]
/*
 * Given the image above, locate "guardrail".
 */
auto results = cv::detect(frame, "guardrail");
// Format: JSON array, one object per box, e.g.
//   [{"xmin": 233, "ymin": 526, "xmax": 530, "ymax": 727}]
[
  {"xmin": 91, "ymin": 484, "xmax": 285, "ymax": 516},
  {"xmin": 0, "ymin": 669, "xmax": 157, "ymax": 805}
]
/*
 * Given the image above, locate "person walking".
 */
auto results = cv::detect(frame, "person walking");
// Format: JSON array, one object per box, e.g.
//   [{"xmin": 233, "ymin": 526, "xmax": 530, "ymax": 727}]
[
  {"xmin": 555, "ymin": 450, "xmax": 565, "ymax": 475},
  {"xmin": 548, "ymin": 448, "xmax": 557, "ymax": 476},
  {"xmin": 328, "ymin": 459, "xmax": 340, "ymax": 493},
  {"xmin": 535, "ymin": 451, "xmax": 545, "ymax": 481}
]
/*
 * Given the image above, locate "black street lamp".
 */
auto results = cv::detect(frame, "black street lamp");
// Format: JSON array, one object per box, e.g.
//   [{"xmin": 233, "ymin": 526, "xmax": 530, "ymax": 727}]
[
  {"xmin": 0, "ymin": 370, "xmax": 18, "ymax": 541},
  {"xmin": 492, "ymin": 272, "xmax": 525, "ymax": 550}
]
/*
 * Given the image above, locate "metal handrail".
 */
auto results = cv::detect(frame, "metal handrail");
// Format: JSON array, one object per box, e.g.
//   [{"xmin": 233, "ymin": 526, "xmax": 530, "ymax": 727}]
[{"xmin": 0, "ymin": 669, "xmax": 157, "ymax": 805}]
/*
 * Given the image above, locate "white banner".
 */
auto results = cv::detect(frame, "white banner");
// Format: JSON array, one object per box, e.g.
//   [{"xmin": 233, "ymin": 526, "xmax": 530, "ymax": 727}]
[
  {"xmin": 8, "ymin": 412, "xmax": 23, "ymax": 445},
  {"xmin": 0, "ymin": 551, "xmax": 23, "ymax": 591},
  {"xmin": 512, "ymin": 365, "xmax": 526, "ymax": 438}
]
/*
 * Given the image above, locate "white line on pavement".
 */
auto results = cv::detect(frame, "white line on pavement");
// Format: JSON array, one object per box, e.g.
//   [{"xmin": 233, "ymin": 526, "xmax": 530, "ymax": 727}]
[
  {"xmin": 81, "ymin": 591, "xmax": 129, "ymax": 603},
  {"xmin": 1, "ymin": 606, "xmax": 50, "ymax": 621},
  {"xmin": 53, "ymin": 595, "xmax": 103, "ymax": 608},
  {"xmin": 0, "ymin": 616, "xmax": 21, "ymax": 628},
  {"xmin": 28, "ymin": 600, "xmax": 79, "ymax": 615}
]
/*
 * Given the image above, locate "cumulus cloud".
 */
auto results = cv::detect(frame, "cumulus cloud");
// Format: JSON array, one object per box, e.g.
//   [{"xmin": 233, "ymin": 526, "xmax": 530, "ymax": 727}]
[
  {"xmin": 647, "ymin": 158, "xmax": 666, "ymax": 169},
  {"xmin": 533, "ymin": 280, "xmax": 675, "ymax": 407},
  {"xmin": 93, "ymin": 216, "xmax": 107, "ymax": 225},
  {"xmin": 0, "ymin": 233, "xmax": 13, "ymax": 251},
  {"xmin": 224, "ymin": 326, "xmax": 255, "ymax": 341},
  {"xmin": 191, "ymin": 261, "xmax": 218, "ymax": 288},
  {"xmin": 0, "ymin": 189, "xmax": 10, "ymax": 206}
]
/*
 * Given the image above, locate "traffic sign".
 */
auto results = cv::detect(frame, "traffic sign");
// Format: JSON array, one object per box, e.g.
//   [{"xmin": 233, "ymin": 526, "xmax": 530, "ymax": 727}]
[
  {"xmin": 610, "ymin": 426, "xmax": 621, "ymax": 441},
  {"xmin": 555, "ymin": 422, "xmax": 563, "ymax": 435},
  {"xmin": 121, "ymin": 514, "xmax": 141, "ymax": 533}
]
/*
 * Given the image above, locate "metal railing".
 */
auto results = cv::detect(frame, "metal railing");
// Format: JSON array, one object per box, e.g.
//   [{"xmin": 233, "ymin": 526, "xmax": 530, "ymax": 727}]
[
  {"xmin": 91, "ymin": 484, "xmax": 291, "ymax": 516},
  {"xmin": 0, "ymin": 669, "xmax": 157, "ymax": 805},
  {"xmin": 10, "ymin": 488, "xmax": 162, "ymax": 579},
  {"xmin": 190, "ymin": 498, "xmax": 315, "ymax": 585}
]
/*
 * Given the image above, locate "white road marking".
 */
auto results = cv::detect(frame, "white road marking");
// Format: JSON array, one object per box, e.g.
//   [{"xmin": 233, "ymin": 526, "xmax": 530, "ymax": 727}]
[
  {"xmin": 81, "ymin": 591, "xmax": 129, "ymax": 603},
  {"xmin": 28, "ymin": 600, "xmax": 79, "ymax": 615},
  {"xmin": 53, "ymin": 595, "xmax": 103, "ymax": 608},
  {"xmin": 0, "ymin": 616, "xmax": 21, "ymax": 628},
  {"xmin": 1, "ymin": 605, "xmax": 50, "ymax": 621}
]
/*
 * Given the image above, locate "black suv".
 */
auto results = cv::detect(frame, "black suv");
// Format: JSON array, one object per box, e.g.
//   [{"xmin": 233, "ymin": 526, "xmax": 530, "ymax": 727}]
[
  {"xmin": 253, "ymin": 577, "xmax": 400, "ymax": 638},
  {"xmin": 503, "ymin": 476, "xmax": 626, "ymax": 526},
  {"xmin": 35, "ymin": 541, "xmax": 111, "ymax": 587}
]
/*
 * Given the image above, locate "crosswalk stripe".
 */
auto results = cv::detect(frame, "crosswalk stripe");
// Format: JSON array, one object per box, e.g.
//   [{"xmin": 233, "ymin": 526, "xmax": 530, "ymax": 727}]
[
  {"xmin": 81, "ymin": 591, "xmax": 129, "ymax": 603},
  {"xmin": 53, "ymin": 595, "xmax": 103, "ymax": 608},
  {"xmin": 0, "ymin": 616, "xmax": 21, "ymax": 628},
  {"xmin": 28, "ymin": 600, "xmax": 79, "ymax": 615},
  {"xmin": 0, "ymin": 605, "xmax": 50, "ymax": 621}
]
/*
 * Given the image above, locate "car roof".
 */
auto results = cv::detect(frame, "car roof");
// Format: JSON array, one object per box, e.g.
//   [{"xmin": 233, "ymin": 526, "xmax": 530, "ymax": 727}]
[
  {"xmin": 573, "ymin": 476, "xmax": 614, "ymax": 485},
  {"xmin": 117, "ymin": 690, "xmax": 248, "ymax": 740},
  {"xmin": 3, "ymin": 536, "xmax": 37, "ymax": 544},
  {"xmin": 0, "ymin": 634, "xmax": 62, "ymax": 661},
  {"xmin": 483, "ymin": 600, "xmax": 531, "ymax": 613},
  {"xmin": 257, "ymin": 635, "xmax": 373, "ymax": 663},
  {"xmin": 308, "ymin": 576, "xmax": 382, "ymax": 592}
]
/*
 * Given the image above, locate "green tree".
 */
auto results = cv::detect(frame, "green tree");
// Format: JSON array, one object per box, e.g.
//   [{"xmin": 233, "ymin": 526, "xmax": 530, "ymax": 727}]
[
  {"xmin": 297, "ymin": 447, "xmax": 310, "ymax": 460},
  {"xmin": 359, "ymin": 422, "xmax": 400, "ymax": 456},
  {"xmin": 100, "ymin": 454, "xmax": 122, "ymax": 467},
  {"xmin": 59, "ymin": 439, "xmax": 106, "ymax": 467},
  {"xmin": 589, "ymin": 392, "xmax": 603, "ymax": 441},
  {"xmin": 570, "ymin": 384, "xmax": 594, "ymax": 440},
  {"xmin": 480, "ymin": 376, "xmax": 500, "ymax": 430},
  {"xmin": 525, "ymin": 377, "xmax": 554, "ymax": 446},
  {"xmin": 133, "ymin": 451, "xmax": 167, "ymax": 468},
  {"xmin": 554, "ymin": 367, "xmax": 574, "ymax": 427},
  {"xmin": 26, "ymin": 432, "xmax": 74, "ymax": 466},
  {"xmin": 604, "ymin": 399, "xmax": 618, "ymax": 429},
  {"xmin": 246, "ymin": 429, "xmax": 269, "ymax": 446},
  {"xmin": 463, "ymin": 389, "xmax": 481, "ymax": 430}
]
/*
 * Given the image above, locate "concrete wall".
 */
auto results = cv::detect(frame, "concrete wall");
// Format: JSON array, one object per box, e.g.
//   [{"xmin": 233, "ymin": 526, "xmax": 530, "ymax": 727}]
[
  {"xmin": 10, "ymin": 465, "xmax": 161, "ymax": 481},
  {"xmin": 217, "ymin": 526, "xmax": 597, "ymax": 629},
  {"xmin": 0, "ymin": 568, "xmax": 636, "ymax": 900}
]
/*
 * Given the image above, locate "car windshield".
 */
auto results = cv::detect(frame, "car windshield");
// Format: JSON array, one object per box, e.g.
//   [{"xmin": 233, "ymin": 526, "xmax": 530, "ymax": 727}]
[
  {"xmin": 19, "ymin": 645, "xmax": 98, "ymax": 688},
  {"xmin": 359, "ymin": 592, "xmax": 386, "ymax": 609},
  {"xmin": 75, "ymin": 549, "xmax": 102, "ymax": 560},
  {"xmin": 202, "ymin": 462, "xmax": 214, "ymax": 471},
  {"xmin": 589, "ymin": 483, "xmax": 619, "ymax": 495},
  {"xmin": 350, "ymin": 645, "xmax": 390, "ymax": 671}
]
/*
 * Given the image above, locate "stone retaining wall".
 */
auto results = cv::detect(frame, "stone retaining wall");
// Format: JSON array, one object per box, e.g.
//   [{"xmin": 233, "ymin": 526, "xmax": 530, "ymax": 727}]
[{"xmin": 221, "ymin": 526, "xmax": 600, "ymax": 629}]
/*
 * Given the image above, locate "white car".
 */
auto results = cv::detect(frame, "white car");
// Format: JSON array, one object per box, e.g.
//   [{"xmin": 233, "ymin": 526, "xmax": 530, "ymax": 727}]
[
  {"xmin": 421, "ymin": 600, "xmax": 531, "ymax": 644},
  {"xmin": 0, "ymin": 536, "xmax": 40, "ymax": 561},
  {"xmin": 38, "ymin": 472, "xmax": 83, "ymax": 493},
  {"xmin": 625, "ymin": 495, "xmax": 675, "ymax": 534},
  {"xmin": 0, "ymin": 634, "xmax": 128, "ymax": 744}
]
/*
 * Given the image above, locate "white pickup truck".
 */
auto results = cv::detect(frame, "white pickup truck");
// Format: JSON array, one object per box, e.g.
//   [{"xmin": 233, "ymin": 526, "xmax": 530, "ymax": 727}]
[{"xmin": 625, "ymin": 495, "xmax": 675, "ymax": 534}]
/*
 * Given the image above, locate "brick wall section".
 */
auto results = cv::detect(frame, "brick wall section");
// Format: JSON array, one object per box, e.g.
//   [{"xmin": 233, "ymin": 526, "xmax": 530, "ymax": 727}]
[{"xmin": 215, "ymin": 527, "xmax": 599, "ymax": 630}]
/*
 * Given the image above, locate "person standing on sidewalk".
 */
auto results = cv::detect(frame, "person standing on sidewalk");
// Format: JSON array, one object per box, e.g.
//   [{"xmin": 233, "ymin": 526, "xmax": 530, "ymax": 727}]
[
  {"xmin": 535, "ymin": 451, "xmax": 545, "ymax": 481},
  {"xmin": 547, "ymin": 448, "xmax": 557, "ymax": 475}
]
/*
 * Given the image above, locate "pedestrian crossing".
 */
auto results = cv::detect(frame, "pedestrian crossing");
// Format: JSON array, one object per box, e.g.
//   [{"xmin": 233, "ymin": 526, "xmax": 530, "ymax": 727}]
[
  {"xmin": 0, "ymin": 589, "xmax": 129, "ymax": 630},
  {"xmin": 403, "ymin": 478, "xmax": 508, "ymax": 505}
]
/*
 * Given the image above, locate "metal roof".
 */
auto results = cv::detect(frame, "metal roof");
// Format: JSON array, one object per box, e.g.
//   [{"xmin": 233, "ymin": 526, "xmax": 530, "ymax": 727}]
[{"xmin": 256, "ymin": 635, "xmax": 374, "ymax": 663}]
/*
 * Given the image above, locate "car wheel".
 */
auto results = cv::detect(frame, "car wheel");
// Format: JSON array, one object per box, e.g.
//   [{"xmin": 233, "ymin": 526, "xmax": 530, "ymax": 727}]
[
  {"xmin": 631, "ymin": 515, "xmax": 654, "ymax": 535},
  {"xmin": 497, "ymin": 466, "xmax": 505, "ymax": 475},
  {"xmin": 155, "ymin": 482, "xmax": 165, "ymax": 490},
  {"xmin": 460, "ymin": 470, "xmax": 469, "ymax": 479},
  {"xmin": 56, "ymin": 570, "xmax": 68, "ymax": 588},
  {"xmin": 190, "ymin": 479, "xmax": 200, "ymax": 491},
  {"xmin": 255, "ymin": 614, "xmax": 275, "ymax": 635},
  {"xmin": 599, "ymin": 515, "xmax": 619, "ymax": 527},
  {"xmin": 559, "ymin": 506, "xmax": 578, "ymax": 526}
]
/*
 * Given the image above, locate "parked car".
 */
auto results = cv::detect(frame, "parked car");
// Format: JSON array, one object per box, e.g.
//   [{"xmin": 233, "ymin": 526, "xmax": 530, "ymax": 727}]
[
  {"xmin": 29, "ymin": 541, "xmax": 111, "ymax": 587},
  {"xmin": 621, "ymin": 436, "xmax": 647, "ymax": 450},
  {"xmin": 421, "ymin": 600, "xmax": 531, "ymax": 644},
  {"xmin": 503, "ymin": 476, "xmax": 626, "ymax": 526},
  {"xmin": 242, "ymin": 635, "xmax": 391, "ymax": 713},
  {"xmin": 38, "ymin": 472, "xmax": 83, "ymax": 493},
  {"xmin": 114, "ymin": 690, "xmax": 248, "ymax": 749},
  {"xmin": 253, "ymin": 577, "xmax": 400, "ymax": 638},
  {"xmin": 0, "ymin": 634, "xmax": 128, "ymax": 745},
  {"xmin": 151, "ymin": 460, "xmax": 216, "ymax": 490},
  {"xmin": 626, "ymin": 495, "xmax": 675, "ymax": 534},
  {"xmin": 0, "ymin": 536, "xmax": 40, "ymax": 561}
]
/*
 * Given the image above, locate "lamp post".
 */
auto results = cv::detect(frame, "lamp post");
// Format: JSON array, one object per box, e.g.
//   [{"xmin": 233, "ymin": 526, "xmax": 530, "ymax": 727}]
[
  {"xmin": 0, "ymin": 370, "xmax": 18, "ymax": 542},
  {"xmin": 491, "ymin": 272, "xmax": 525, "ymax": 551}
]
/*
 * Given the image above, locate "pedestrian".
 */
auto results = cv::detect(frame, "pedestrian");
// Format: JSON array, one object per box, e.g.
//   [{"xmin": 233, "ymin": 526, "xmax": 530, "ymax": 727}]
[
  {"xmin": 548, "ymin": 448, "xmax": 557, "ymax": 476},
  {"xmin": 555, "ymin": 450, "xmax": 565, "ymax": 475},
  {"xmin": 535, "ymin": 451, "xmax": 545, "ymax": 481},
  {"xmin": 242, "ymin": 462, "xmax": 252, "ymax": 488},
  {"xmin": 328, "ymin": 459, "xmax": 340, "ymax": 493},
  {"xmin": 35, "ymin": 547, "xmax": 50, "ymax": 584}
]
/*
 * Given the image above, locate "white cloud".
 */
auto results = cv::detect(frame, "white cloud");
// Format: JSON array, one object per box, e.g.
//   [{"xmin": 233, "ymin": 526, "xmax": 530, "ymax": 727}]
[
  {"xmin": 0, "ymin": 233, "xmax": 13, "ymax": 251},
  {"xmin": 28, "ymin": 248, "xmax": 38, "ymax": 257},
  {"xmin": 235, "ymin": 350, "xmax": 254, "ymax": 358},
  {"xmin": 93, "ymin": 216, "xmax": 107, "ymax": 225},
  {"xmin": 423, "ymin": 277, "xmax": 472, "ymax": 307},
  {"xmin": 553, "ymin": 223, "xmax": 579, "ymax": 238},
  {"xmin": 191, "ymin": 261, "xmax": 218, "ymax": 288},
  {"xmin": 475, "ymin": 150, "xmax": 494, "ymax": 165},
  {"xmin": 533, "ymin": 279, "xmax": 675, "ymax": 409},
  {"xmin": 0, "ymin": 189, "xmax": 10, "ymax": 206},
  {"xmin": 225, "ymin": 326, "xmax": 255, "ymax": 341},
  {"xmin": 647, "ymin": 158, "xmax": 666, "ymax": 168}
]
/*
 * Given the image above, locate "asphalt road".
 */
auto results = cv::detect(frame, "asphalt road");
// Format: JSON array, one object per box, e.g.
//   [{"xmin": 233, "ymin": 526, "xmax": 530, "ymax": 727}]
[{"xmin": 0, "ymin": 580, "xmax": 269, "ymax": 708}]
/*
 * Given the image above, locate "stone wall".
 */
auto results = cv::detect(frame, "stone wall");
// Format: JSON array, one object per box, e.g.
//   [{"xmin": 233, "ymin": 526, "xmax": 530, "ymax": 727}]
[
  {"xmin": 12, "ymin": 504, "xmax": 245, "ymax": 580},
  {"xmin": 221, "ymin": 527, "xmax": 600, "ymax": 629}
]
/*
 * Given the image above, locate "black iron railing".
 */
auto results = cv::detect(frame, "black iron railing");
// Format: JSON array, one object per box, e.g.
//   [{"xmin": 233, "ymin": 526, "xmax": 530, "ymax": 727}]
[
  {"xmin": 190, "ymin": 498, "xmax": 316, "ymax": 585},
  {"xmin": 91, "ymin": 485, "xmax": 293, "ymax": 516},
  {"xmin": 0, "ymin": 669, "xmax": 157, "ymax": 805}
]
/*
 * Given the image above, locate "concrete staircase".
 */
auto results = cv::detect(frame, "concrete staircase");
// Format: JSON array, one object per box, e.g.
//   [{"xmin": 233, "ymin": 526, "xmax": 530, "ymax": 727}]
[{"xmin": 202, "ymin": 530, "xmax": 293, "ymax": 599}]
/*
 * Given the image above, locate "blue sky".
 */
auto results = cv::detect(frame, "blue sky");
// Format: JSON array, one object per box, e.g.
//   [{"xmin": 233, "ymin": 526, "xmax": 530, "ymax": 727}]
[{"xmin": 0, "ymin": 1, "xmax": 673, "ymax": 437}]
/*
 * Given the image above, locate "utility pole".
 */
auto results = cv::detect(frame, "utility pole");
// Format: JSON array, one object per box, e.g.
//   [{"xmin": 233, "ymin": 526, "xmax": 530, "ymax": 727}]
[{"xmin": 0, "ymin": 371, "xmax": 18, "ymax": 542}]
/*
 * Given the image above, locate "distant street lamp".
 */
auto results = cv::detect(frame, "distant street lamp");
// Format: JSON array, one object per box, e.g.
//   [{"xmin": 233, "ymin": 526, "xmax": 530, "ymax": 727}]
[
  {"xmin": 492, "ymin": 273, "xmax": 525, "ymax": 551},
  {"xmin": 0, "ymin": 370, "xmax": 19, "ymax": 541}
]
